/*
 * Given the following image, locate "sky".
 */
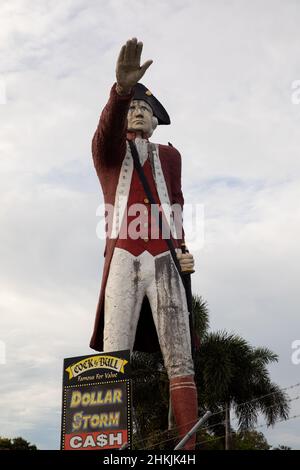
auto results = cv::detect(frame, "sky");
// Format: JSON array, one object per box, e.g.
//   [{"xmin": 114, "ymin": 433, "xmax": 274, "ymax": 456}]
[{"xmin": 0, "ymin": 0, "xmax": 300, "ymax": 450}]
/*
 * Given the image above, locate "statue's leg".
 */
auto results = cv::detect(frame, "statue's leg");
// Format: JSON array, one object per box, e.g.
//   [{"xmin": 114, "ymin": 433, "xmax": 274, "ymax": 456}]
[
  {"xmin": 103, "ymin": 248, "xmax": 146, "ymax": 352},
  {"xmin": 169, "ymin": 375, "xmax": 198, "ymax": 450},
  {"xmin": 146, "ymin": 251, "xmax": 198, "ymax": 450}
]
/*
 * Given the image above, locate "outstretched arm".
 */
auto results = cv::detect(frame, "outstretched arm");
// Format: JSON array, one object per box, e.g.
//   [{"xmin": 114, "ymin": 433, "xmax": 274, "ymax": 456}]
[{"xmin": 92, "ymin": 38, "xmax": 153, "ymax": 170}]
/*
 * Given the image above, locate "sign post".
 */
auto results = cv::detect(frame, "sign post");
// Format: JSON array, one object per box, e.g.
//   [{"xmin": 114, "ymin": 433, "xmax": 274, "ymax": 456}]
[{"xmin": 61, "ymin": 350, "xmax": 131, "ymax": 450}]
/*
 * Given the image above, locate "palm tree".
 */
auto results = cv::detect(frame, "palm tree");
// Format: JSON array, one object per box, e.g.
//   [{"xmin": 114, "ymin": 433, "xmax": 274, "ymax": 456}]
[
  {"xmin": 130, "ymin": 351, "xmax": 168, "ymax": 448},
  {"xmin": 194, "ymin": 331, "xmax": 289, "ymax": 448},
  {"xmin": 192, "ymin": 295, "xmax": 210, "ymax": 341},
  {"xmin": 131, "ymin": 296, "xmax": 290, "ymax": 450}
]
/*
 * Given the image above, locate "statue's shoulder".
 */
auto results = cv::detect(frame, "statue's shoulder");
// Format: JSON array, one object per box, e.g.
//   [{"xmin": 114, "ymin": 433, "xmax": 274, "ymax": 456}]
[{"xmin": 156, "ymin": 142, "xmax": 181, "ymax": 159}]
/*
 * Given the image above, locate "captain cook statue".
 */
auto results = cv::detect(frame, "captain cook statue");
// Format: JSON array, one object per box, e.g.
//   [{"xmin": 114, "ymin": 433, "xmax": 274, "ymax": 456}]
[{"xmin": 90, "ymin": 37, "xmax": 198, "ymax": 450}]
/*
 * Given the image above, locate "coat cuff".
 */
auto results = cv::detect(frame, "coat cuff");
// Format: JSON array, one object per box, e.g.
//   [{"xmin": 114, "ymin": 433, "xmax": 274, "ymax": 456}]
[{"xmin": 111, "ymin": 82, "xmax": 134, "ymax": 100}]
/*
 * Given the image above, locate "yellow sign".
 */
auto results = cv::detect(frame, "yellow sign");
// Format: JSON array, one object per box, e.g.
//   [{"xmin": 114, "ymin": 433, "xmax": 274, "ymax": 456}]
[{"xmin": 66, "ymin": 355, "xmax": 128, "ymax": 380}]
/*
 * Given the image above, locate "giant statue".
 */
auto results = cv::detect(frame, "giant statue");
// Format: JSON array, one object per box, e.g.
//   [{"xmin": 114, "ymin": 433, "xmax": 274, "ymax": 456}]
[{"xmin": 90, "ymin": 37, "xmax": 198, "ymax": 449}]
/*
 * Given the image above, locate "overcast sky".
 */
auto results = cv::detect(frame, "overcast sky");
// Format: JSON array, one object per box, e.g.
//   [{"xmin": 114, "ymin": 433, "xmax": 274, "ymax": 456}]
[{"xmin": 1, "ymin": 0, "xmax": 300, "ymax": 450}]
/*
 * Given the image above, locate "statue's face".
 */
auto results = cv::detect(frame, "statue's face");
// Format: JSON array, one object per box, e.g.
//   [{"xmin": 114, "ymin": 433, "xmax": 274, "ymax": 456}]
[{"xmin": 127, "ymin": 99, "xmax": 156, "ymax": 136}]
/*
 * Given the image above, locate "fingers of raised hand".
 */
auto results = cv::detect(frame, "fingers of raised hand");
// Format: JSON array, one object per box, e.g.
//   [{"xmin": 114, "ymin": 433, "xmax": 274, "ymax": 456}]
[
  {"xmin": 124, "ymin": 37, "xmax": 139, "ymax": 63},
  {"xmin": 140, "ymin": 59, "xmax": 153, "ymax": 76},
  {"xmin": 136, "ymin": 41, "xmax": 143, "ymax": 62},
  {"xmin": 116, "ymin": 38, "xmax": 152, "ymax": 87},
  {"xmin": 117, "ymin": 44, "xmax": 126, "ymax": 65}
]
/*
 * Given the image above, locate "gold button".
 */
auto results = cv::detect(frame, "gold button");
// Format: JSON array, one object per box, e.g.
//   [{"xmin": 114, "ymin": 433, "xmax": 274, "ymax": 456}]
[
  {"xmin": 143, "ymin": 197, "xmax": 149, "ymax": 204},
  {"xmin": 143, "ymin": 237, "xmax": 149, "ymax": 242}
]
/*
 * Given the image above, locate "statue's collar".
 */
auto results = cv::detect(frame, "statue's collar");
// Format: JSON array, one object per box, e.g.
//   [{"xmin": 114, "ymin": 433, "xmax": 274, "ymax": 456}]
[{"xmin": 126, "ymin": 131, "xmax": 149, "ymax": 141}]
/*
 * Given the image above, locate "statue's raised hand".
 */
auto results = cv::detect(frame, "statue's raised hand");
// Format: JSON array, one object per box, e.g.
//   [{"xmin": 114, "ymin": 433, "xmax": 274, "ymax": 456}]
[{"xmin": 116, "ymin": 37, "xmax": 153, "ymax": 95}]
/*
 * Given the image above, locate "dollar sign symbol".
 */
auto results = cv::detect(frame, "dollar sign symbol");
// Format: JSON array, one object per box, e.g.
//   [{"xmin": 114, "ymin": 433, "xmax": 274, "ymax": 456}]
[{"xmin": 97, "ymin": 433, "xmax": 108, "ymax": 447}]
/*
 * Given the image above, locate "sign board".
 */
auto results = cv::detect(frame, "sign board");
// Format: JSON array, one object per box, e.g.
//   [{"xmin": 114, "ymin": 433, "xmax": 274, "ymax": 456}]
[{"xmin": 61, "ymin": 350, "xmax": 131, "ymax": 450}]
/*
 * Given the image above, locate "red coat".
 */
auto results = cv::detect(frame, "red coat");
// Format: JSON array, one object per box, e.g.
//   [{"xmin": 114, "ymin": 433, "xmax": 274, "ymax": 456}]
[{"xmin": 90, "ymin": 83, "xmax": 185, "ymax": 353}]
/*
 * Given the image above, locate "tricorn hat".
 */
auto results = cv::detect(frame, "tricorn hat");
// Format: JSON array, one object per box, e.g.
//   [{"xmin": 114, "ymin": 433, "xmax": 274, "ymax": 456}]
[{"xmin": 132, "ymin": 83, "xmax": 171, "ymax": 125}]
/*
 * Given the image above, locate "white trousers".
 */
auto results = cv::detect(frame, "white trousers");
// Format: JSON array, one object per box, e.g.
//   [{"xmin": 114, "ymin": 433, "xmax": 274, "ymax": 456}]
[{"xmin": 104, "ymin": 248, "xmax": 194, "ymax": 378}]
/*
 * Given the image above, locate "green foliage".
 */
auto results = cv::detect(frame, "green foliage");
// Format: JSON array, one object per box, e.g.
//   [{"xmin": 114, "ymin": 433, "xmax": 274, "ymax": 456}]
[
  {"xmin": 195, "ymin": 331, "xmax": 289, "ymax": 425},
  {"xmin": 0, "ymin": 436, "xmax": 37, "ymax": 450},
  {"xmin": 195, "ymin": 330, "xmax": 289, "ymax": 430},
  {"xmin": 192, "ymin": 295, "xmax": 210, "ymax": 341},
  {"xmin": 231, "ymin": 430, "xmax": 270, "ymax": 450},
  {"xmin": 131, "ymin": 295, "xmax": 290, "ymax": 450},
  {"xmin": 131, "ymin": 350, "xmax": 170, "ymax": 449}
]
